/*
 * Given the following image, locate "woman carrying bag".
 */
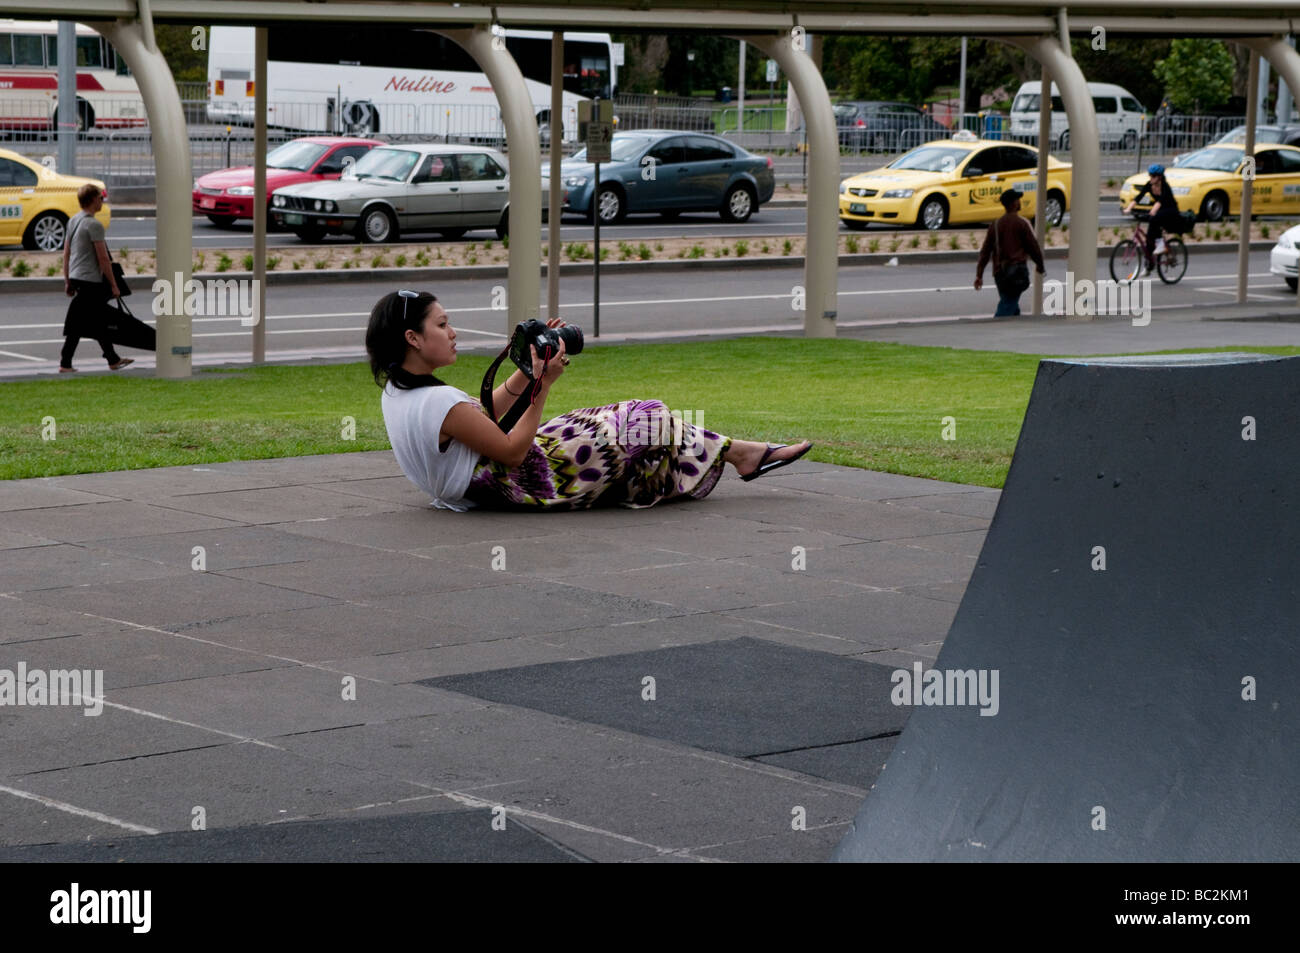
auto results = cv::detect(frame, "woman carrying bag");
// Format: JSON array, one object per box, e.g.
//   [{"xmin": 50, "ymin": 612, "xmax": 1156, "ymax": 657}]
[{"xmin": 60, "ymin": 183, "xmax": 136, "ymax": 373}]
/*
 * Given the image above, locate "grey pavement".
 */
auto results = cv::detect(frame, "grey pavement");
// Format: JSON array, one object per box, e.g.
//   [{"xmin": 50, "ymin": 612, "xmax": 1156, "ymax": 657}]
[{"xmin": 0, "ymin": 450, "xmax": 993, "ymax": 862}]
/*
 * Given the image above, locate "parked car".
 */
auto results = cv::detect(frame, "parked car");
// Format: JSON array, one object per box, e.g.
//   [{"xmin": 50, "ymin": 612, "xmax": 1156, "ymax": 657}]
[
  {"xmin": 834, "ymin": 101, "xmax": 951, "ymax": 152},
  {"xmin": 1009, "ymin": 81, "xmax": 1145, "ymax": 150},
  {"xmin": 543, "ymin": 130, "xmax": 774, "ymax": 225},
  {"xmin": 1120, "ymin": 143, "xmax": 1300, "ymax": 222},
  {"xmin": 838, "ymin": 131, "xmax": 1072, "ymax": 230},
  {"xmin": 193, "ymin": 136, "xmax": 382, "ymax": 228},
  {"xmin": 1268, "ymin": 222, "xmax": 1300, "ymax": 289},
  {"xmin": 0, "ymin": 148, "xmax": 109, "ymax": 251},
  {"xmin": 271, "ymin": 143, "xmax": 518, "ymax": 242}
]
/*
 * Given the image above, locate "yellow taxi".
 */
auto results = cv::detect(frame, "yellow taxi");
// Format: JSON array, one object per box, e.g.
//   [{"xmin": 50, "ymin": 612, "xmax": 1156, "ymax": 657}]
[
  {"xmin": 1120, "ymin": 143, "xmax": 1300, "ymax": 222},
  {"xmin": 839, "ymin": 130, "xmax": 1073, "ymax": 230},
  {"xmin": 0, "ymin": 148, "xmax": 110, "ymax": 252}
]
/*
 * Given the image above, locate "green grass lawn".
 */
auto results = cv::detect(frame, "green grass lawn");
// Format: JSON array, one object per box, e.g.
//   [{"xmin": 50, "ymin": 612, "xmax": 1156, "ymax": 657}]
[{"xmin": 2, "ymin": 338, "xmax": 1296, "ymax": 487}]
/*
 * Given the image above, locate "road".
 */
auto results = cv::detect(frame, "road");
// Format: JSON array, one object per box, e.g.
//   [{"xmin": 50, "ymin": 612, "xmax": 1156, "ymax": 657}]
[
  {"xmin": 3, "ymin": 247, "xmax": 1296, "ymax": 378},
  {"xmin": 99, "ymin": 203, "xmax": 1145, "ymax": 251}
]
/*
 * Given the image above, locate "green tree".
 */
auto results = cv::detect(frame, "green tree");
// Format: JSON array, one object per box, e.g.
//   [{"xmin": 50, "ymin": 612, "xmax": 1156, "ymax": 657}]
[
  {"xmin": 154, "ymin": 24, "xmax": 208, "ymax": 82},
  {"xmin": 1154, "ymin": 39, "xmax": 1234, "ymax": 112}
]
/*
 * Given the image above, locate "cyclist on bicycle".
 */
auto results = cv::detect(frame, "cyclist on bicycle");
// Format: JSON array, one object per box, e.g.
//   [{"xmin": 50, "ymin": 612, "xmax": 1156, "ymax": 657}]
[{"xmin": 1122, "ymin": 163, "xmax": 1181, "ymax": 275}]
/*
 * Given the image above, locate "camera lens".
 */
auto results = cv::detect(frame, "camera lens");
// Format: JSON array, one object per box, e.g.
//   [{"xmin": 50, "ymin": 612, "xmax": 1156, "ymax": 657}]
[{"xmin": 556, "ymin": 325, "xmax": 583, "ymax": 356}]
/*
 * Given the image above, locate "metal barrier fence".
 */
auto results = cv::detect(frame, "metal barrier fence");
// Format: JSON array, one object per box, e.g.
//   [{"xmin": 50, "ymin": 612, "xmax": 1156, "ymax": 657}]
[{"xmin": 613, "ymin": 93, "xmax": 715, "ymax": 133}]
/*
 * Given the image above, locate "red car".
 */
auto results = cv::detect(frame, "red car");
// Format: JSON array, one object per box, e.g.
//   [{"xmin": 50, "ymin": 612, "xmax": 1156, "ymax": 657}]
[{"xmin": 192, "ymin": 136, "xmax": 382, "ymax": 227}]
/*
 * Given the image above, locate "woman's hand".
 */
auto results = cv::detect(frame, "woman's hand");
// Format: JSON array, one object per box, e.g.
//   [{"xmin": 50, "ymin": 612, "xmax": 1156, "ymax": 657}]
[
  {"xmin": 532, "ymin": 338, "xmax": 567, "ymax": 386},
  {"xmin": 545, "ymin": 317, "xmax": 567, "ymax": 329}
]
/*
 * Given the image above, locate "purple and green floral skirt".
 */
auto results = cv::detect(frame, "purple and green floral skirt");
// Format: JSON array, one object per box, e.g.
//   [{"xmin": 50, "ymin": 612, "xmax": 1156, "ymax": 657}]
[{"xmin": 463, "ymin": 398, "xmax": 731, "ymax": 510}]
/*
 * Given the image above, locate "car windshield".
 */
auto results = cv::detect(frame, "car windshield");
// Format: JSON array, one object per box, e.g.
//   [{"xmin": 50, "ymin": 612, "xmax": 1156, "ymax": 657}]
[
  {"xmin": 1012, "ymin": 93, "xmax": 1064, "ymax": 112},
  {"xmin": 347, "ymin": 147, "xmax": 419, "ymax": 181},
  {"xmin": 266, "ymin": 141, "xmax": 328, "ymax": 171},
  {"xmin": 1177, "ymin": 147, "xmax": 1246, "ymax": 172},
  {"xmin": 833, "ymin": 104, "xmax": 860, "ymax": 119},
  {"xmin": 1218, "ymin": 127, "xmax": 1284, "ymax": 144},
  {"xmin": 570, "ymin": 136, "xmax": 652, "ymax": 162},
  {"xmin": 888, "ymin": 145, "xmax": 971, "ymax": 172}
]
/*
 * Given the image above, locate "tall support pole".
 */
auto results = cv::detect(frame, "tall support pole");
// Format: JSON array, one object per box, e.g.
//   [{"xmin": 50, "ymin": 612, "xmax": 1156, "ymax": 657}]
[
  {"xmin": 739, "ymin": 31, "xmax": 837, "ymax": 337},
  {"xmin": 443, "ymin": 27, "xmax": 541, "ymax": 335},
  {"xmin": 56, "ymin": 21, "xmax": 75, "ymax": 175},
  {"xmin": 1257, "ymin": 58, "xmax": 1272, "ymax": 125},
  {"xmin": 252, "ymin": 27, "xmax": 267, "ymax": 363},
  {"xmin": 959, "ymin": 37, "xmax": 968, "ymax": 131},
  {"xmin": 94, "ymin": 15, "xmax": 192, "ymax": 377},
  {"xmin": 1033, "ymin": 64, "xmax": 1051, "ymax": 315},
  {"xmin": 738, "ymin": 41, "xmax": 745, "ymax": 133},
  {"xmin": 1002, "ymin": 32, "xmax": 1097, "ymax": 318},
  {"xmin": 1238, "ymin": 52, "xmax": 1260, "ymax": 304},
  {"xmin": 547, "ymin": 32, "xmax": 562, "ymax": 319},
  {"xmin": 1242, "ymin": 35, "xmax": 1300, "ymax": 305},
  {"xmin": 1278, "ymin": 36, "xmax": 1294, "ymax": 124}
]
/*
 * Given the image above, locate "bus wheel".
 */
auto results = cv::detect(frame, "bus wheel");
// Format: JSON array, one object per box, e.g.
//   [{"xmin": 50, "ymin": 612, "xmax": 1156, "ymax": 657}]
[
  {"xmin": 24, "ymin": 211, "xmax": 67, "ymax": 252},
  {"xmin": 359, "ymin": 205, "xmax": 397, "ymax": 243}
]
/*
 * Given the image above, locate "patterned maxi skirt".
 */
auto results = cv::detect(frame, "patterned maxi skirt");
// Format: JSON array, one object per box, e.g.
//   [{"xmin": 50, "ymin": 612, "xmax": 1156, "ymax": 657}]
[{"xmin": 463, "ymin": 398, "xmax": 732, "ymax": 510}]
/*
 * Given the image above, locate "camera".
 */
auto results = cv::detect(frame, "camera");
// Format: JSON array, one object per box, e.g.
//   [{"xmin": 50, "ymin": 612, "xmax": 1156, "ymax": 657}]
[{"xmin": 508, "ymin": 319, "xmax": 584, "ymax": 378}]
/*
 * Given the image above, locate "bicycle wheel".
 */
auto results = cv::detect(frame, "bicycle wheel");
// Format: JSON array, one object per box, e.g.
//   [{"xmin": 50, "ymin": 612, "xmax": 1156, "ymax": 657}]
[
  {"xmin": 1157, "ymin": 237, "xmax": 1188, "ymax": 284},
  {"xmin": 1110, "ymin": 239, "xmax": 1143, "ymax": 283}
]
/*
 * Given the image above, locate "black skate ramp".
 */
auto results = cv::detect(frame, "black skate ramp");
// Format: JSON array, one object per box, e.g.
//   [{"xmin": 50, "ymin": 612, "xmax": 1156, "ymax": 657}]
[{"xmin": 834, "ymin": 353, "xmax": 1300, "ymax": 862}]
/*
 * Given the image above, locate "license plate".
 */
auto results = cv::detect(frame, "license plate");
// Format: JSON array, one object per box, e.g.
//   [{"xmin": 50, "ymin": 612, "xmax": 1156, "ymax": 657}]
[
  {"xmin": 200, "ymin": 198, "xmax": 215, "ymax": 209},
  {"xmin": 283, "ymin": 213, "xmax": 302, "ymax": 224},
  {"xmin": 850, "ymin": 203, "xmax": 867, "ymax": 214}
]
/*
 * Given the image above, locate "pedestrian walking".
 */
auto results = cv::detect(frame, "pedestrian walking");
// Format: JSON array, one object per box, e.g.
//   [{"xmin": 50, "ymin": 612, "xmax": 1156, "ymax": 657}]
[
  {"xmin": 974, "ymin": 188, "xmax": 1046, "ymax": 317},
  {"xmin": 60, "ymin": 183, "xmax": 133, "ymax": 373}
]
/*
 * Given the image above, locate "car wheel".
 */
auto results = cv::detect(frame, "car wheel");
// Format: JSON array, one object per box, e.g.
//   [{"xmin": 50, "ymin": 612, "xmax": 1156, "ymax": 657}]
[
  {"xmin": 359, "ymin": 205, "xmax": 397, "ymax": 243},
  {"xmin": 207, "ymin": 214, "xmax": 237, "ymax": 229},
  {"xmin": 590, "ymin": 185, "xmax": 625, "ymax": 225},
  {"xmin": 720, "ymin": 183, "xmax": 755, "ymax": 223},
  {"xmin": 293, "ymin": 226, "xmax": 326, "ymax": 243},
  {"xmin": 1287, "ymin": 276, "xmax": 1298, "ymax": 291},
  {"xmin": 1200, "ymin": 191, "xmax": 1227, "ymax": 222},
  {"xmin": 1043, "ymin": 190, "xmax": 1065, "ymax": 227},
  {"xmin": 23, "ymin": 210, "xmax": 67, "ymax": 252},
  {"xmin": 496, "ymin": 211, "xmax": 508, "ymax": 240},
  {"xmin": 841, "ymin": 219, "xmax": 867, "ymax": 231},
  {"xmin": 439, "ymin": 228, "xmax": 467, "ymax": 240},
  {"xmin": 919, "ymin": 195, "xmax": 948, "ymax": 230}
]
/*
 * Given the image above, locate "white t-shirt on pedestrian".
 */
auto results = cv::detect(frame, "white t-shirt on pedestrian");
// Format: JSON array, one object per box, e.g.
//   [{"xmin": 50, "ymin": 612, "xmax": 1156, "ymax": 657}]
[{"xmin": 381, "ymin": 382, "xmax": 482, "ymax": 511}]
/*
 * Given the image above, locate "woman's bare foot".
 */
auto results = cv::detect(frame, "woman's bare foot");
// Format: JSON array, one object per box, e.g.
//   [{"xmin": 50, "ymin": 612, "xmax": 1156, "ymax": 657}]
[{"xmin": 724, "ymin": 439, "xmax": 813, "ymax": 478}]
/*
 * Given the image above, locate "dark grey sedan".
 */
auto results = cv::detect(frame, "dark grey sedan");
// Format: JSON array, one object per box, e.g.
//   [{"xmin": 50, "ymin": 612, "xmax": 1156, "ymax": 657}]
[
  {"xmin": 544, "ymin": 130, "xmax": 775, "ymax": 225},
  {"xmin": 835, "ymin": 101, "xmax": 952, "ymax": 153}
]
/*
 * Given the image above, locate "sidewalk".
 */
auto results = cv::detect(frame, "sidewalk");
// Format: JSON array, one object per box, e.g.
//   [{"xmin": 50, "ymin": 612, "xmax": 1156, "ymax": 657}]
[{"xmin": 0, "ymin": 451, "xmax": 994, "ymax": 862}]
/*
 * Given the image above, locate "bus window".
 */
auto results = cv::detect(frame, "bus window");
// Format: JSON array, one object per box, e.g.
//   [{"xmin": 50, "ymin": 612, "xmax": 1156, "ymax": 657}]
[
  {"xmin": 77, "ymin": 35, "xmax": 103, "ymax": 68},
  {"xmin": 14, "ymin": 34, "xmax": 43, "ymax": 66},
  {"xmin": 0, "ymin": 34, "xmax": 11, "ymax": 66}
]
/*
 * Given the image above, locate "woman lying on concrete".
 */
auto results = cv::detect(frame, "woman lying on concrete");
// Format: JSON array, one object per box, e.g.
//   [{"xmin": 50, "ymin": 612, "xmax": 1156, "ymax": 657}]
[{"xmin": 366, "ymin": 290, "xmax": 813, "ymax": 511}]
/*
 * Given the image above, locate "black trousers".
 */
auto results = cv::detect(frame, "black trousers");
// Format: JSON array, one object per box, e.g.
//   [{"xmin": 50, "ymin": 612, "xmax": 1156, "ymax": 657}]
[
  {"xmin": 1144, "ymin": 213, "xmax": 1180, "ymax": 261},
  {"xmin": 61, "ymin": 280, "xmax": 121, "ymax": 368}
]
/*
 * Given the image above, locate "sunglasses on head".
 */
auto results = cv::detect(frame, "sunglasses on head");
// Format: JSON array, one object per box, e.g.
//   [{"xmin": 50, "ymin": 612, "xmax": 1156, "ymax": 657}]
[{"xmin": 397, "ymin": 289, "xmax": 421, "ymax": 327}]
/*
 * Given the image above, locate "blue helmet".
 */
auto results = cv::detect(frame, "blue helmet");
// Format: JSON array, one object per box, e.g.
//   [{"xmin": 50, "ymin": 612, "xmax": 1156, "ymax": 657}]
[{"xmin": 1148, "ymin": 163, "xmax": 1165, "ymax": 176}]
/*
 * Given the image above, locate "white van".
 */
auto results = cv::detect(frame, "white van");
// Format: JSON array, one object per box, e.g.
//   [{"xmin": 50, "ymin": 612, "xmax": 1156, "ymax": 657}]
[{"xmin": 1009, "ymin": 81, "xmax": 1146, "ymax": 150}]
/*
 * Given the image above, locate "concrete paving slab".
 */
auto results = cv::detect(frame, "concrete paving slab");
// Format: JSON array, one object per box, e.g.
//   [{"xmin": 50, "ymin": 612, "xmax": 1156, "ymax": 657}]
[
  {"xmin": 563, "ymin": 559, "xmax": 866, "ymax": 613},
  {"xmin": 92, "ymin": 524, "xmax": 382, "ymax": 571},
  {"xmin": 721, "ymin": 588, "xmax": 959, "ymax": 648},
  {"xmin": 732, "ymin": 539, "xmax": 977, "ymax": 591},
  {"xmin": 1, "ymin": 595, "xmax": 140, "ymax": 644},
  {"xmin": 109, "ymin": 664, "xmax": 485, "ymax": 739},
  {"xmin": 7, "ymin": 626, "xmax": 295, "ymax": 691},
  {"xmin": 756, "ymin": 468, "xmax": 987, "ymax": 501},
  {"xmin": 320, "ymin": 636, "xmax": 594, "ymax": 684},
  {"xmin": 222, "ymin": 551, "xmax": 516, "ymax": 600},
  {"xmin": 0, "ymin": 482, "xmax": 121, "ymax": 511},
  {"xmin": 0, "ymin": 542, "xmax": 189, "ymax": 593},
  {"xmin": 308, "ymin": 476, "xmax": 449, "ymax": 507},
  {"xmin": 408, "ymin": 533, "xmax": 706, "ymax": 578},
  {"xmin": 174, "ymin": 602, "xmax": 483, "ymax": 663},
  {"xmin": 881, "ymin": 490, "xmax": 1002, "ymax": 520},
  {"xmin": 0, "ymin": 808, "xmax": 587, "ymax": 862},
  {"xmin": 755, "ymin": 735, "xmax": 900, "ymax": 789},
  {"xmin": 572, "ymin": 514, "xmax": 867, "ymax": 560},
  {"xmin": 695, "ymin": 822, "xmax": 854, "ymax": 863},
  {"xmin": 0, "ymin": 529, "xmax": 59, "ymax": 551},
  {"xmin": 166, "ymin": 485, "xmax": 411, "ymax": 524},
  {"xmin": 17, "ymin": 572, "xmax": 339, "ymax": 628},
  {"xmin": 276, "ymin": 508, "xmax": 559, "ymax": 550},
  {"xmin": 420, "ymin": 637, "xmax": 907, "ymax": 759},
  {"xmin": 0, "ymin": 785, "xmax": 135, "ymax": 847},
  {"xmin": 7, "ymin": 742, "xmax": 434, "ymax": 837},
  {"xmin": 895, "ymin": 529, "xmax": 989, "ymax": 557},
  {"xmin": 2, "ymin": 500, "xmax": 241, "ymax": 543},
  {"xmin": 204, "ymin": 451, "xmax": 405, "ymax": 483},
  {"xmin": 48, "ymin": 466, "xmax": 286, "ymax": 499}
]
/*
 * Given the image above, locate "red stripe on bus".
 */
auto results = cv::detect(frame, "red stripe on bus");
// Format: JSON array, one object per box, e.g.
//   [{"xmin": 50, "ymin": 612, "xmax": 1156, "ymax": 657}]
[{"xmin": 0, "ymin": 73, "xmax": 107, "ymax": 91}]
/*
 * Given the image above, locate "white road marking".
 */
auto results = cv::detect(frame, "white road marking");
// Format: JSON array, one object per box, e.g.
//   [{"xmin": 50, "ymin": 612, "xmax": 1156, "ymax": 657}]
[
  {"xmin": 0, "ymin": 782, "xmax": 160, "ymax": 835},
  {"xmin": 0, "ymin": 348, "xmax": 43, "ymax": 361}
]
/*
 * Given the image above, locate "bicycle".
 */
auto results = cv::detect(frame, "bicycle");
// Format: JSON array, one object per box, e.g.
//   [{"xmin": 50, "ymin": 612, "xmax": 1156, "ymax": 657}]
[{"xmin": 1109, "ymin": 211, "xmax": 1189, "ymax": 284}]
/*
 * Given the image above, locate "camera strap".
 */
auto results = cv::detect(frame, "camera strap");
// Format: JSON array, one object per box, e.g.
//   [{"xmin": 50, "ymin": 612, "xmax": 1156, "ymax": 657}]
[{"xmin": 479, "ymin": 343, "xmax": 551, "ymax": 434}]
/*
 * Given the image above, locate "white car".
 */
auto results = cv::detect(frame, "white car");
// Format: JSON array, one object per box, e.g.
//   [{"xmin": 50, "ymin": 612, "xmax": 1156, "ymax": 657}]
[{"xmin": 1269, "ymin": 223, "xmax": 1300, "ymax": 289}]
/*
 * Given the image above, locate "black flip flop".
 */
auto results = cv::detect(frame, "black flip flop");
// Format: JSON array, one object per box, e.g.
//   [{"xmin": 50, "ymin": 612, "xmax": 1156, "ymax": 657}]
[{"xmin": 741, "ymin": 442, "xmax": 813, "ymax": 482}]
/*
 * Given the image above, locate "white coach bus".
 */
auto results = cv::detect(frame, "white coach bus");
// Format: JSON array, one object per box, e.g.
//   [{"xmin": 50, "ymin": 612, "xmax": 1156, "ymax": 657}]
[
  {"xmin": 0, "ymin": 19, "xmax": 145, "ymax": 132},
  {"xmin": 206, "ymin": 25, "xmax": 618, "ymax": 143}
]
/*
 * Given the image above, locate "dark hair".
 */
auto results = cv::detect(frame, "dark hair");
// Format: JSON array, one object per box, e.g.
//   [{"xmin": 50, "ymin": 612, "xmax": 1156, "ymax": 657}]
[
  {"xmin": 999, "ymin": 189, "xmax": 1022, "ymax": 209},
  {"xmin": 366, "ymin": 290, "xmax": 446, "ymax": 390}
]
